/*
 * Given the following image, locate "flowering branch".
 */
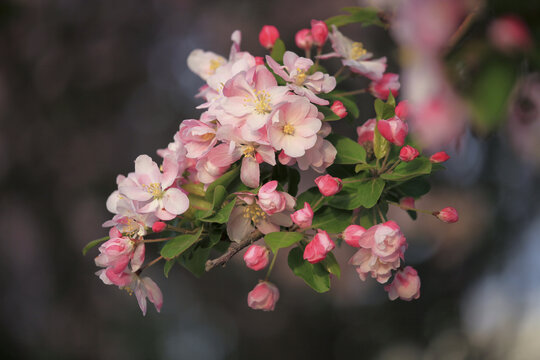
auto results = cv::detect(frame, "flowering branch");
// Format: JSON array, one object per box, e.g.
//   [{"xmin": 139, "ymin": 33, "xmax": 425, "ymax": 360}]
[{"xmin": 205, "ymin": 230, "xmax": 263, "ymax": 272}]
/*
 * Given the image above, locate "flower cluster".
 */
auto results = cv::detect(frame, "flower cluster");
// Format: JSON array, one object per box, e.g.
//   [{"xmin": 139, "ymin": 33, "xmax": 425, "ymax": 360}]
[{"xmin": 86, "ymin": 10, "xmax": 460, "ymax": 315}]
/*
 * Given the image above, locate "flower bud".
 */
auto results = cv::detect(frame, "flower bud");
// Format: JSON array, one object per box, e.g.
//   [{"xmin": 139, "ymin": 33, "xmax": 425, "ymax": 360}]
[
  {"xmin": 357, "ymin": 119, "xmax": 376, "ymax": 145},
  {"xmin": 342, "ymin": 225, "xmax": 366, "ymax": 248},
  {"xmin": 247, "ymin": 281, "xmax": 280, "ymax": 311},
  {"xmin": 152, "ymin": 221, "xmax": 167, "ymax": 233},
  {"xmin": 399, "ymin": 145, "xmax": 419, "ymax": 162},
  {"xmin": 303, "ymin": 229, "xmax": 335, "ymax": 264},
  {"xmin": 395, "ymin": 100, "xmax": 408, "ymax": 120},
  {"xmin": 400, "ymin": 197, "xmax": 415, "ymax": 210},
  {"xmin": 433, "ymin": 207, "xmax": 459, "ymax": 223},
  {"xmin": 254, "ymin": 56, "xmax": 265, "ymax": 65},
  {"xmin": 259, "ymin": 25, "xmax": 280, "ymax": 49},
  {"xmin": 315, "ymin": 174, "xmax": 342, "ymax": 196},
  {"xmin": 430, "ymin": 151, "xmax": 450, "ymax": 163},
  {"xmin": 311, "ymin": 20, "xmax": 328, "ymax": 47},
  {"xmin": 295, "ymin": 28, "xmax": 313, "ymax": 50},
  {"xmin": 488, "ymin": 15, "xmax": 532, "ymax": 53},
  {"xmin": 243, "ymin": 245, "xmax": 270, "ymax": 271},
  {"xmin": 377, "ymin": 118, "xmax": 408, "ymax": 146},
  {"xmin": 330, "ymin": 100, "xmax": 348, "ymax": 118},
  {"xmin": 291, "ymin": 202, "xmax": 314, "ymax": 229},
  {"xmin": 369, "ymin": 73, "xmax": 400, "ymax": 100},
  {"xmin": 384, "ymin": 266, "xmax": 421, "ymax": 301}
]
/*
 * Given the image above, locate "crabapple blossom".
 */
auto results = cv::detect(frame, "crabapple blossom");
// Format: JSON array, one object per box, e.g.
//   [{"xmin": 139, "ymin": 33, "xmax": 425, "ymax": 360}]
[
  {"xmin": 178, "ymin": 119, "xmax": 217, "ymax": 158},
  {"xmin": 259, "ymin": 25, "xmax": 280, "ymax": 49},
  {"xmin": 257, "ymin": 180, "xmax": 288, "ymax": 215},
  {"xmin": 349, "ymin": 248, "xmax": 400, "ymax": 284},
  {"xmin": 377, "ymin": 117, "xmax": 409, "ymax": 146},
  {"xmin": 357, "ymin": 119, "xmax": 376, "ymax": 145},
  {"xmin": 331, "ymin": 100, "xmax": 347, "ymax": 118},
  {"xmin": 103, "ymin": 191, "xmax": 157, "ymax": 236},
  {"xmin": 488, "ymin": 15, "xmax": 532, "ymax": 53},
  {"xmin": 295, "ymin": 28, "xmax": 313, "ymax": 50},
  {"xmin": 434, "ymin": 207, "xmax": 459, "ymax": 223},
  {"xmin": 303, "ymin": 230, "xmax": 335, "ymax": 264},
  {"xmin": 315, "ymin": 174, "xmax": 342, "ymax": 196},
  {"xmin": 291, "ymin": 202, "xmax": 314, "ymax": 229},
  {"xmin": 369, "ymin": 73, "xmax": 400, "ymax": 100},
  {"xmin": 131, "ymin": 274, "xmax": 164, "ymax": 315},
  {"xmin": 243, "ymin": 245, "xmax": 270, "ymax": 271},
  {"xmin": 296, "ymin": 136, "xmax": 337, "ymax": 173},
  {"xmin": 384, "ymin": 266, "xmax": 421, "ymax": 301},
  {"xmin": 342, "ymin": 225, "xmax": 366, "ymax": 248},
  {"xmin": 357, "ymin": 221, "xmax": 407, "ymax": 263},
  {"xmin": 266, "ymin": 52, "xmax": 336, "ymax": 105},
  {"xmin": 311, "ymin": 20, "xmax": 328, "ymax": 47},
  {"xmin": 95, "ymin": 228, "xmax": 138, "ymax": 274},
  {"xmin": 187, "ymin": 49, "xmax": 227, "ymax": 81},
  {"xmin": 247, "ymin": 282, "xmax": 280, "ymax": 311},
  {"xmin": 399, "ymin": 145, "xmax": 419, "ymax": 162}
]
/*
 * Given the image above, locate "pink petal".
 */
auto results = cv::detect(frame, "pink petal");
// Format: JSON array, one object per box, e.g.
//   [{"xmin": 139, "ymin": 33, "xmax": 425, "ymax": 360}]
[
  {"xmin": 241, "ymin": 157, "xmax": 260, "ymax": 188},
  {"xmin": 162, "ymin": 188, "xmax": 189, "ymax": 215}
]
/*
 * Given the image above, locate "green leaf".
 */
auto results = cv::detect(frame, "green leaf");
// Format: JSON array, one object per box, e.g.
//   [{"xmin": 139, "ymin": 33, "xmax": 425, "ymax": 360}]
[
  {"xmin": 160, "ymin": 228, "xmax": 203, "ymax": 260},
  {"xmin": 373, "ymin": 125, "xmax": 390, "ymax": 159},
  {"xmin": 395, "ymin": 177, "xmax": 431, "ymax": 198},
  {"xmin": 311, "ymin": 207, "xmax": 352, "ymax": 233},
  {"xmin": 179, "ymin": 229, "xmax": 222, "ymax": 277},
  {"xmin": 196, "ymin": 185, "xmax": 227, "ymax": 219},
  {"xmin": 200, "ymin": 199, "xmax": 236, "ymax": 224},
  {"xmin": 359, "ymin": 209, "xmax": 375, "ymax": 229},
  {"xmin": 324, "ymin": 112, "xmax": 342, "ymax": 121},
  {"xmin": 337, "ymin": 96, "xmax": 360, "ymax": 119},
  {"xmin": 296, "ymin": 186, "xmax": 327, "ymax": 212},
  {"xmin": 270, "ymin": 39, "xmax": 286, "ymax": 64},
  {"xmin": 356, "ymin": 178, "xmax": 385, "ymax": 209},
  {"xmin": 205, "ymin": 166, "xmax": 240, "ymax": 201},
  {"xmin": 322, "ymin": 252, "xmax": 341, "ymax": 279},
  {"xmin": 355, "ymin": 163, "xmax": 375, "ymax": 173},
  {"xmin": 326, "ymin": 134, "xmax": 367, "ymax": 164},
  {"xmin": 386, "ymin": 91, "xmax": 396, "ymax": 107},
  {"xmin": 374, "ymin": 98, "xmax": 394, "ymax": 120},
  {"xmin": 374, "ymin": 99, "xmax": 385, "ymax": 120},
  {"xmin": 381, "ymin": 157, "xmax": 432, "ymax": 181},
  {"xmin": 326, "ymin": 176, "xmax": 369, "ymax": 210},
  {"xmin": 288, "ymin": 247, "xmax": 330, "ymax": 293},
  {"xmin": 164, "ymin": 259, "xmax": 175, "ymax": 278},
  {"xmin": 325, "ymin": 7, "xmax": 385, "ymax": 28},
  {"xmin": 287, "ymin": 167, "xmax": 300, "ymax": 196},
  {"xmin": 82, "ymin": 236, "xmax": 109, "ymax": 255},
  {"xmin": 264, "ymin": 232, "xmax": 304, "ymax": 254}
]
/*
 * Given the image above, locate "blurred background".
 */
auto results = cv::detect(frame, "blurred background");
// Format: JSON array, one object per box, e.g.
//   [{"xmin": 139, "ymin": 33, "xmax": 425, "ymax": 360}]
[{"xmin": 1, "ymin": 0, "xmax": 540, "ymax": 359}]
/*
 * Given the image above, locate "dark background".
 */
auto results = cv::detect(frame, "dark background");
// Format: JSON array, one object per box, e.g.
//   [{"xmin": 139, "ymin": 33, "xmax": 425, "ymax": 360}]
[{"xmin": 1, "ymin": 0, "xmax": 540, "ymax": 359}]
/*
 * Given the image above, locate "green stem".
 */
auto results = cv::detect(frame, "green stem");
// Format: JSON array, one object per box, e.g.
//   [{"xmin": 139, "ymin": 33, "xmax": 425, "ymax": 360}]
[
  {"xmin": 336, "ymin": 88, "xmax": 367, "ymax": 97},
  {"xmin": 265, "ymin": 249, "xmax": 279, "ymax": 281},
  {"xmin": 388, "ymin": 201, "xmax": 433, "ymax": 215},
  {"xmin": 138, "ymin": 255, "xmax": 164, "ymax": 274},
  {"xmin": 384, "ymin": 159, "xmax": 401, "ymax": 174},
  {"xmin": 377, "ymin": 205, "xmax": 387, "ymax": 222},
  {"xmin": 342, "ymin": 177, "xmax": 373, "ymax": 184},
  {"xmin": 142, "ymin": 237, "xmax": 174, "ymax": 243}
]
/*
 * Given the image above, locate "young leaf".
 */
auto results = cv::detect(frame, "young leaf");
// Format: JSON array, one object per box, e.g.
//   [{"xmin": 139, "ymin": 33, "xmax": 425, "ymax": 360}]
[
  {"xmin": 160, "ymin": 228, "xmax": 204, "ymax": 260},
  {"xmin": 264, "ymin": 232, "xmax": 304, "ymax": 254},
  {"xmin": 322, "ymin": 252, "xmax": 341, "ymax": 279},
  {"xmin": 311, "ymin": 207, "xmax": 352, "ymax": 233},
  {"xmin": 326, "ymin": 134, "xmax": 367, "ymax": 164},
  {"xmin": 373, "ymin": 125, "xmax": 390, "ymax": 159},
  {"xmin": 288, "ymin": 247, "xmax": 330, "ymax": 293},
  {"xmin": 325, "ymin": 7, "xmax": 385, "ymax": 28},
  {"xmin": 200, "ymin": 199, "xmax": 236, "ymax": 224},
  {"xmin": 356, "ymin": 178, "xmax": 385, "ymax": 209},
  {"xmin": 205, "ymin": 166, "xmax": 240, "ymax": 201},
  {"xmin": 380, "ymin": 157, "xmax": 432, "ymax": 181},
  {"xmin": 179, "ymin": 228, "xmax": 223, "ymax": 277},
  {"xmin": 270, "ymin": 39, "xmax": 286, "ymax": 63},
  {"xmin": 82, "ymin": 236, "xmax": 109, "ymax": 255},
  {"xmin": 164, "ymin": 259, "xmax": 175, "ymax": 278}
]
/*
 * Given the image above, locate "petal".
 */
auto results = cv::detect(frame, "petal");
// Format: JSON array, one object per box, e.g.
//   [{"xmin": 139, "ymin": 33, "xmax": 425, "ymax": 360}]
[
  {"xmin": 141, "ymin": 277, "xmax": 163, "ymax": 313},
  {"xmin": 131, "ymin": 243, "xmax": 146, "ymax": 272},
  {"xmin": 241, "ymin": 157, "xmax": 260, "ymax": 188},
  {"xmin": 134, "ymin": 155, "xmax": 161, "ymax": 184},
  {"xmin": 162, "ymin": 188, "xmax": 189, "ymax": 215}
]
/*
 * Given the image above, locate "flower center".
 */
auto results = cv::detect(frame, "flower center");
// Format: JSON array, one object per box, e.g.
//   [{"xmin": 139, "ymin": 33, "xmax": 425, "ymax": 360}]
[
  {"xmin": 243, "ymin": 203, "xmax": 267, "ymax": 224},
  {"xmin": 143, "ymin": 183, "xmax": 164, "ymax": 199},
  {"xmin": 283, "ymin": 123, "xmax": 295, "ymax": 135},
  {"xmin": 253, "ymin": 90, "xmax": 272, "ymax": 115},
  {"xmin": 209, "ymin": 59, "xmax": 223, "ymax": 72},
  {"xmin": 350, "ymin": 42, "xmax": 367, "ymax": 60},
  {"xmin": 242, "ymin": 144, "xmax": 256, "ymax": 158},
  {"xmin": 295, "ymin": 68, "xmax": 307, "ymax": 86},
  {"xmin": 199, "ymin": 132, "xmax": 215, "ymax": 141}
]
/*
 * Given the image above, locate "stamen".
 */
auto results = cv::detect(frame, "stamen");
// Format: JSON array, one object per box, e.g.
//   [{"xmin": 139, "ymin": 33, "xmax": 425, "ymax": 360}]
[
  {"xmin": 142, "ymin": 183, "xmax": 164, "ymax": 199},
  {"xmin": 283, "ymin": 123, "xmax": 295, "ymax": 135},
  {"xmin": 350, "ymin": 42, "xmax": 367, "ymax": 60}
]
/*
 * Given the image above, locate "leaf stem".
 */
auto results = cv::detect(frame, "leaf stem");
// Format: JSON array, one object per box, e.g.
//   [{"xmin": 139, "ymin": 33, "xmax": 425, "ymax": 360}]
[
  {"xmin": 142, "ymin": 237, "xmax": 174, "ymax": 243},
  {"xmin": 388, "ymin": 201, "xmax": 433, "ymax": 215},
  {"xmin": 336, "ymin": 88, "xmax": 367, "ymax": 97},
  {"xmin": 384, "ymin": 159, "xmax": 401, "ymax": 174},
  {"xmin": 138, "ymin": 255, "xmax": 164, "ymax": 273}
]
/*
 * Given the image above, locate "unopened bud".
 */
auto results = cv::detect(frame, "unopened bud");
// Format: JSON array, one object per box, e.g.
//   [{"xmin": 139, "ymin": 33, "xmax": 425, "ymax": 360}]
[
  {"xmin": 259, "ymin": 25, "xmax": 279, "ymax": 49},
  {"xmin": 433, "ymin": 207, "xmax": 459, "ymax": 223}
]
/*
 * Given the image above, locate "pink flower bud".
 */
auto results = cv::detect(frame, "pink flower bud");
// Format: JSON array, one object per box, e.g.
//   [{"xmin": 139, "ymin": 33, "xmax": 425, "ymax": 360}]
[
  {"xmin": 152, "ymin": 221, "xmax": 167, "ymax": 233},
  {"xmin": 259, "ymin": 25, "xmax": 280, "ymax": 49},
  {"xmin": 303, "ymin": 229, "xmax": 335, "ymax": 264},
  {"xmin": 247, "ymin": 281, "xmax": 280, "ymax": 311},
  {"xmin": 384, "ymin": 266, "xmax": 421, "ymax": 301},
  {"xmin": 377, "ymin": 118, "xmax": 409, "ymax": 146},
  {"xmin": 395, "ymin": 100, "xmax": 408, "ymax": 120},
  {"xmin": 243, "ymin": 245, "xmax": 270, "ymax": 271},
  {"xmin": 254, "ymin": 56, "xmax": 265, "ymax": 65},
  {"xmin": 330, "ymin": 100, "xmax": 348, "ymax": 118},
  {"xmin": 278, "ymin": 150, "xmax": 296, "ymax": 166},
  {"xmin": 342, "ymin": 225, "xmax": 366, "ymax": 248},
  {"xmin": 369, "ymin": 73, "xmax": 400, "ymax": 100},
  {"xmin": 400, "ymin": 197, "xmax": 415, "ymax": 209},
  {"xmin": 430, "ymin": 151, "xmax": 450, "ymax": 163},
  {"xmin": 488, "ymin": 15, "xmax": 532, "ymax": 53},
  {"xmin": 357, "ymin": 119, "xmax": 376, "ymax": 145},
  {"xmin": 399, "ymin": 145, "xmax": 419, "ymax": 162},
  {"xmin": 311, "ymin": 20, "xmax": 328, "ymax": 47},
  {"xmin": 291, "ymin": 202, "xmax": 314, "ymax": 229},
  {"xmin": 315, "ymin": 174, "xmax": 342, "ymax": 196},
  {"xmin": 433, "ymin": 207, "xmax": 459, "ymax": 223},
  {"xmin": 295, "ymin": 28, "xmax": 313, "ymax": 50}
]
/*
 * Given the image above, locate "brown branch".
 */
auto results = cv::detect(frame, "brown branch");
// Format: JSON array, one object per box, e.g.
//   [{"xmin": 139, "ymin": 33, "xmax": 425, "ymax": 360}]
[{"xmin": 205, "ymin": 230, "xmax": 263, "ymax": 272}]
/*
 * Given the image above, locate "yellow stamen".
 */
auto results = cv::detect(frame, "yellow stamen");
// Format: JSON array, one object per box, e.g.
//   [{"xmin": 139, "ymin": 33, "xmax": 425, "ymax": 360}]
[
  {"xmin": 295, "ymin": 68, "xmax": 307, "ymax": 86},
  {"xmin": 142, "ymin": 183, "xmax": 164, "ymax": 199},
  {"xmin": 209, "ymin": 59, "xmax": 223, "ymax": 72},
  {"xmin": 199, "ymin": 132, "xmax": 215, "ymax": 141},
  {"xmin": 243, "ymin": 203, "xmax": 267, "ymax": 224},
  {"xmin": 242, "ymin": 145, "xmax": 256, "ymax": 158},
  {"xmin": 283, "ymin": 123, "xmax": 295, "ymax": 135},
  {"xmin": 245, "ymin": 90, "xmax": 272, "ymax": 115},
  {"xmin": 350, "ymin": 42, "xmax": 367, "ymax": 60}
]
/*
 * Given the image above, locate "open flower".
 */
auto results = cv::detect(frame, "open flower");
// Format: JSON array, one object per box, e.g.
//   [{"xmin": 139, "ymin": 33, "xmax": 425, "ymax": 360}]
[{"xmin": 384, "ymin": 266, "xmax": 421, "ymax": 301}]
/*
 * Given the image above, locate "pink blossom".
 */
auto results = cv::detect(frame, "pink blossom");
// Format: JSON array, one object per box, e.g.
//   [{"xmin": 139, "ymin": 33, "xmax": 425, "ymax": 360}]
[
  {"xmin": 315, "ymin": 174, "xmax": 342, "ymax": 196},
  {"xmin": 178, "ymin": 119, "xmax": 217, "ymax": 158},
  {"xmin": 247, "ymin": 282, "xmax": 279, "ymax": 311},
  {"xmin": 295, "ymin": 29, "xmax": 313, "ymax": 50},
  {"xmin": 377, "ymin": 117, "xmax": 409, "ymax": 146},
  {"xmin": 94, "ymin": 229, "xmax": 136, "ymax": 274},
  {"xmin": 103, "ymin": 191, "xmax": 157, "ymax": 236},
  {"xmin": 268, "ymin": 97, "xmax": 322, "ymax": 157},
  {"xmin": 311, "ymin": 20, "xmax": 328, "ymax": 47},
  {"xmin": 303, "ymin": 230, "xmax": 335, "ymax": 264},
  {"xmin": 395, "ymin": 100, "xmax": 409, "ymax": 120},
  {"xmin": 257, "ymin": 180, "xmax": 288, "ymax": 215},
  {"xmin": 430, "ymin": 151, "xmax": 450, "ymax": 163},
  {"xmin": 118, "ymin": 155, "xmax": 189, "ymax": 221},
  {"xmin": 342, "ymin": 225, "xmax": 366, "ymax": 248},
  {"xmin": 400, "ymin": 197, "xmax": 415, "ymax": 210},
  {"xmin": 357, "ymin": 221, "xmax": 407, "ymax": 263},
  {"xmin": 196, "ymin": 144, "xmax": 239, "ymax": 185},
  {"xmin": 488, "ymin": 15, "xmax": 532, "ymax": 53},
  {"xmin": 296, "ymin": 136, "xmax": 337, "ymax": 173},
  {"xmin": 187, "ymin": 49, "xmax": 227, "ymax": 81},
  {"xmin": 259, "ymin": 25, "xmax": 279, "ymax": 49},
  {"xmin": 399, "ymin": 145, "xmax": 419, "ymax": 162},
  {"xmin": 320, "ymin": 25, "xmax": 387, "ymax": 80},
  {"xmin": 131, "ymin": 274, "xmax": 163, "ymax": 315},
  {"xmin": 330, "ymin": 100, "xmax": 347, "ymax": 118},
  {"xmin": 357, "ymin": 119, "xmax": 376, "ymax": 145},
  {"xmin": 348, "ymin": 248, "xmax": 399, "ymax": 283},
  {"xmin": 369, "ymin": 73, "xmax": 400, "ymax": 100},
  {"xmin": 266, "ymin": 52, "xmax": 336, "ymax": 105},
  {"xmin": 434, "ymin": 207, "xmax": 459, "ymax": 223},
  {"xmin": 384, "ymin": 266, "xmax": 421, "ymax": 301},
  {"xmin": 291, "ymin": 202, "xmax": 313, "ymax": 229},
  {"xmin": 243, "ymin": 245, "xmax": 270, "ymax": 271}
]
